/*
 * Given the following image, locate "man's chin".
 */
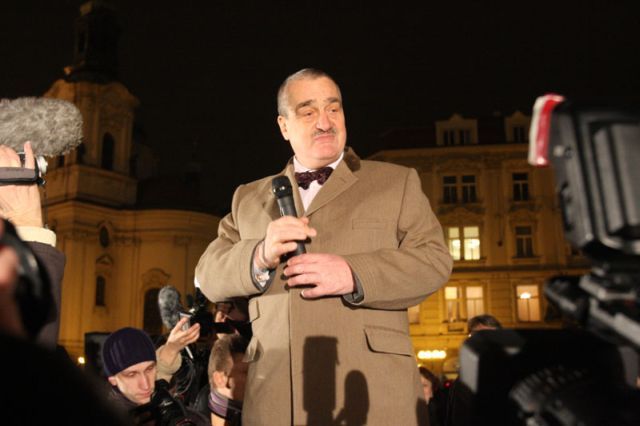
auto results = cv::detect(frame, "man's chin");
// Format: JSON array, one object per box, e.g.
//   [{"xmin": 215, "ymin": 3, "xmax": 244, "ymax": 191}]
[{"xmin": 135, "ymin": 394, "xmax": 152, "ymax": 405}]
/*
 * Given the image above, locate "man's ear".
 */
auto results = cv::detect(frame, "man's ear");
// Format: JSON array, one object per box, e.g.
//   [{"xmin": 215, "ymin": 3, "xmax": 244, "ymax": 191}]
[
  {"xmin": 108, "ymin": 376, "xmax": 118, "ymax": 386},
  {"xmin": 212, "ymin": 371, "xmax": 228, "ymax": 389},
  {"xmin": 277, "ymin": 115, "xmax": 289, "ymax": 141}
]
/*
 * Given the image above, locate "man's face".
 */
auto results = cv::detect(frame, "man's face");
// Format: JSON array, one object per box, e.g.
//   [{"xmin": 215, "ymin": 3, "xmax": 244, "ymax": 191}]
[
  {"xmin": 420, "ymin": 375, "xmax": 434, "ymax": 403},
  {"xmin": 277, "ymin": 76, "xmax": 347, "ymax": 169},
  {"xmin": 108, "ymin": 360, "xmax": 157, "ymax": 405},
  {"xmin": 212, "ymin": 353, "xmax": 249, "ymax": 401}
]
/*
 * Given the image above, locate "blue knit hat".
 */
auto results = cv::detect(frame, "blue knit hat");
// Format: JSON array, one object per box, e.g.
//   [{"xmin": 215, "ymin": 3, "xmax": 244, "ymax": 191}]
[{"xmin": 102, "ymin": 327, "xmax": 156, "ymax": 377}]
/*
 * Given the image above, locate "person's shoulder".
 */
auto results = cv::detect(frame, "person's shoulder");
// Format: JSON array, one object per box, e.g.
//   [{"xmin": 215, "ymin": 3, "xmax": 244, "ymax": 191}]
[{"xmin": 358, "ymin": 159, "xmax": 414, "ymax": 177}]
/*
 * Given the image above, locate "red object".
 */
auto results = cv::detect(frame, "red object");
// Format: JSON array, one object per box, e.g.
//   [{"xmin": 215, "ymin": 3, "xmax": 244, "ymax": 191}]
[{"xmin": 528, "ymin": 93, "xmax": 566, "ymax": 167}]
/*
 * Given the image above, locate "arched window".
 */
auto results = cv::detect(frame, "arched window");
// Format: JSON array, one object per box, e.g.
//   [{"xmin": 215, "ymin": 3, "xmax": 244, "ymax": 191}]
[
  {"xmin": 101, "ymin": 133, "xmax": 115, "ymax": 170},
  {"xmin": 95, "ymin": 276, "xmax": 106, "ymax": 307},
  {"xmin": 143, "ymin": 288, "xmax": 162, "ymax": 337}
]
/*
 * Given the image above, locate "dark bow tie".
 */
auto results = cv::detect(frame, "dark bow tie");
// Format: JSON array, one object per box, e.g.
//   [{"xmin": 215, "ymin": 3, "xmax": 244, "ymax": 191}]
[{"xmin": 295, "ymin": 167, "xmax": 334, "ymax": 190}]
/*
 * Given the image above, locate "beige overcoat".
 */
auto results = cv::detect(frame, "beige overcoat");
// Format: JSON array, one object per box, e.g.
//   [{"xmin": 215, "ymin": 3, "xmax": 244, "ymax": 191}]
[{"xmin": 196, "ymin": 148, "xmax": 453, "ymax": 426}]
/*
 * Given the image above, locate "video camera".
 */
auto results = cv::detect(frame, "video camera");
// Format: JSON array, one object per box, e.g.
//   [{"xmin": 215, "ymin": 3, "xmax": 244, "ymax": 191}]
[
  {"xmin": 456, "ymin": 95, "xmax": 640, "ymax": 425},
  {"xmin": 130, "ymin": 379, "xmax": 197, "ymax": 426},
  {"xmin": 0, "ymin": 218, "xmax": 53, "ymax": 339}
]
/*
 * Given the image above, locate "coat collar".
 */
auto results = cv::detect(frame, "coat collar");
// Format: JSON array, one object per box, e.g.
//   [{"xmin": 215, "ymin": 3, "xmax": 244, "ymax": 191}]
[{"xmin": 262, "ymin": 147, "xmax": 361, "ymax": 218}]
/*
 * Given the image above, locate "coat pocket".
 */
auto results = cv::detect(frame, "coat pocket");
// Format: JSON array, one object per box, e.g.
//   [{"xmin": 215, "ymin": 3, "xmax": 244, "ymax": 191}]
[
  {"xmin": 364, "ymin": 326, "xmax": 414, "ymax": 357},
  {"xmin": 248, "ymin": 297, "xmax": 260, "ymax": 322}
]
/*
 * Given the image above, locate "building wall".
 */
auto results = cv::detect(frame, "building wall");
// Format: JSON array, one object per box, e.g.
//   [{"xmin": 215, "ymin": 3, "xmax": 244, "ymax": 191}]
[
  {"xmin": 371, "ymin": 142, "xmax": 590, "ymax": 375},
  {"xmin": 50, "ymin": 201, "xmax": 218, "ymax": 358}
]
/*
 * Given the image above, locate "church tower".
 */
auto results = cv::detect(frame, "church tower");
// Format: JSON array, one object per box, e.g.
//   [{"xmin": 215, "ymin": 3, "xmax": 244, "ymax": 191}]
[
  {"xmin": 44, "ymin": 0, "xmax": 138, "ymax": 207},
  {"xmin": 40, "ymin": 1, "xmax": 219, "ymax": 359}
]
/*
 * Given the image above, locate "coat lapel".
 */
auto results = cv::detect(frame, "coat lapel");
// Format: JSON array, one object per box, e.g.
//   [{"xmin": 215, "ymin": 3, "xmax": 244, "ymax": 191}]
[
  {"xmin": 262, "ymin": 163, "xmax": 305, "ymax": 219},
  {"xmin": 305, "ymin": 148, "xmax": 360, "ymax": 216}
]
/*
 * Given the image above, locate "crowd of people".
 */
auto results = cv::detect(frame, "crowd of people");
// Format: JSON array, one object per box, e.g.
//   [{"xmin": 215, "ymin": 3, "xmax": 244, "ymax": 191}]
[{"xmin": 1, "ymin": 68, "xmax": 462, "ymax": 425}]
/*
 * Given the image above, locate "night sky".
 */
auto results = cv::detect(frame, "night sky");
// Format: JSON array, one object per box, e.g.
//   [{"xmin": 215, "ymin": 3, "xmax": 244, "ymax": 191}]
[{"xmin": 2, "ymin": 1, "xmax": 639, "ymax": 212}]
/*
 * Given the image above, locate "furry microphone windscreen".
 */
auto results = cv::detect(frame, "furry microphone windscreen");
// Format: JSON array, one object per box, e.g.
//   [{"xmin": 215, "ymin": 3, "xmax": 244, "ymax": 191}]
[{"xmin": 0, "ymin": 97, "xmax": 83, "ymax": 156}]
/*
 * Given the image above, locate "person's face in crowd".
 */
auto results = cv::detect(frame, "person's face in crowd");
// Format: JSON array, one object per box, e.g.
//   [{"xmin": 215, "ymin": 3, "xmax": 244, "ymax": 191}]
[
  {"xmin": 213, "ymin": 353, "xmax": 249, "ymax": 401},
  {"xmin": 420, "ymin": 375, "xmax": 433, "ymax": 403},
  {"xmin": 108, "ymin": 360, "xmax": 157, "ymax": 405},
  {"xmin": 277, "ymin": 76, "xmax": 347, "ymax": 169}
]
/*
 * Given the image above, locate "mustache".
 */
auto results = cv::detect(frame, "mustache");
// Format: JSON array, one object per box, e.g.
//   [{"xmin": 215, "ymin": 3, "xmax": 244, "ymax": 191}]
[{"xmin": 313, "ymin": 128, "xmax": 337, "ymax": 137}]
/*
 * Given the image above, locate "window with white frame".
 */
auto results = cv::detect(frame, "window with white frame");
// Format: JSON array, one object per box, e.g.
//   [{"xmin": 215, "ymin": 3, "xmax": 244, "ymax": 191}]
[
  {"xmin": 516, "ymin": 285, "xmax": 541, "ymax": 321},
  {"xmin": 461, "ymin": 175, "xmax": 477, "ymax": 203},
  {"xmin": 442, "ymin": 174, "xmax": 477, "ymax": 204},
  {"xmin": 444, "ymin": 285, "xmax": 485, "ymax": 322},
  {"xmin": 447, "ymin": 226, "xmax": 481, "ymax": 260},
  {"xmin": 515, "ymin": 226, "xmax": 534, "ymax": 257},
  {"xmin": 512, "ymin": 172, "xmax": 530, "ymax": 201},
  {"xmin": 443, "ymin": 176, "xmax": 458, "ymax": 203}
]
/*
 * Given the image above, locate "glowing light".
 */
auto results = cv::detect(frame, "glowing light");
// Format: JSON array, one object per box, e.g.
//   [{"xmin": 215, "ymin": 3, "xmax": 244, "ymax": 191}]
[
  {"xmin": 77, "ymin": 356, "xmax": 85, "ymax": 365},
  {"xmin": 519, "ymin": 292, "xmax": 531, "ymax": 299},
  {"xmin": 417, "ymin": 349, "xmax": 447, "ymax": 360}
]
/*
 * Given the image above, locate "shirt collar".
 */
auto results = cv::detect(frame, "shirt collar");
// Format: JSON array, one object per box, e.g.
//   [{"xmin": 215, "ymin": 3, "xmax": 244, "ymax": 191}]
[{"xmin": 293, "ymin": 152, "xmax": 344, "ymax": 173}]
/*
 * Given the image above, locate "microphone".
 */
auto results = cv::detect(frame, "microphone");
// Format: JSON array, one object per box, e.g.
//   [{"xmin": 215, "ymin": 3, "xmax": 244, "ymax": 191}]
[
  {"xmin": 0, "ymin": 97, "xmax": 83, "ymax": 156},
  {"xmin": 0, "ymin": 97, "xmax": 83, "ymax": 182},
  {"xmin": 158, "ymin": 285, "xmax": 184, "ymax": 330},
  {"xmin": 272, "ymin": 175, "xmax": 306, "ymax": 257}
]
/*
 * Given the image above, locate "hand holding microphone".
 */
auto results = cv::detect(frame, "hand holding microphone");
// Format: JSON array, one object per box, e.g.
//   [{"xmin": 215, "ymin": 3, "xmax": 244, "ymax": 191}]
[{"xmin": 254, "ymin": 177, "xmax": 317, "ymax": 270}]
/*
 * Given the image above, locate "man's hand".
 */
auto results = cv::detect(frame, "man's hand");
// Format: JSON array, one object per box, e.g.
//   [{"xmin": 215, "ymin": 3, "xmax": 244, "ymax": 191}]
[
  {"xmin": 283, "ymin": 253, "xmax": 355, "ymax": 299},
  {"xmin": 157, "ymin": 316, "xmax": 200, "ymax": 367},
  {"xmin": 254, "ymin": 216, "xmax": 317, "ymax": 269},
  {"xmin": 0, "ymin": 142, "xmax": 43, "ymax": 227}
]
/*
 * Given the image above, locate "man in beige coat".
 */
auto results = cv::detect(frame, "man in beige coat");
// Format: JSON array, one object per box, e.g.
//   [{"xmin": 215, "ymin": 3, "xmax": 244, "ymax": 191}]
[{"xmin": 196, "ymin": 68, "xmax": 453, "ymax": 426}]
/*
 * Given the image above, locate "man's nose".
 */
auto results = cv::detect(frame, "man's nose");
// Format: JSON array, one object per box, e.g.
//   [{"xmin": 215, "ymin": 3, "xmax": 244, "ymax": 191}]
[
  {"xmin": 139, "ymin": 374, "xmax": 152, "ymax": 390},
  {"xmin": 315, "ymin": 111, "xmax": 332, "ymax": 131}
]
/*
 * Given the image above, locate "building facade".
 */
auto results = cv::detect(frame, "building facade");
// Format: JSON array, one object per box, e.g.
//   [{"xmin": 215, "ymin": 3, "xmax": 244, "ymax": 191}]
[
  {"xmin": 40, "ymin": 1, "xmax": 219, "ymax": 358},
  {"xmin": 371, "ymin": 113, "xmax": 589, "ymax": 375}
]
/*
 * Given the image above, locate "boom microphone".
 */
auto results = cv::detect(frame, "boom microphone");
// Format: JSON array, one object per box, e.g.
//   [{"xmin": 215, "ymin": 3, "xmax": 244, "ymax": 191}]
[
  {"xmin": 0, "ymin": 97, "xmax": 83, "ymax": 157},
  {"xmin": 272, "ymin": 175, "xmax": 306, "ymax": 257},
  {"xmin": 158, "ymin": 285, "xmax": 184, "ymax": 330}
]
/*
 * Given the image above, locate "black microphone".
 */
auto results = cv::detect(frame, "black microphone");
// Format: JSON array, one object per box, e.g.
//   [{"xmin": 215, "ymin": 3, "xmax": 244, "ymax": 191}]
[
  {"xmin": 272, "ymin": 175, "xmax": 306, "ymax": 257},
  {"xmin": 158, "ymin": 285, "xmax": 184, "ymax": 330}
]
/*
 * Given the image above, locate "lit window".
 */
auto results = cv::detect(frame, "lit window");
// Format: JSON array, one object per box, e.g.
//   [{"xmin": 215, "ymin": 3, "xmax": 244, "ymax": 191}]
[
  {"xmin": 445, "ymin": 286, "xmax": 462, "ymax": 322},
  {"xmin": 444, "ymin": 285, "xmax": 485, "ymax": 323},
  {"xmin": 515, "ymin": 226, "xmax": 534, "ymax": 257},
  {"xmin": 512, "ymin": 173, "xmax": 529, "ymax": 201},
  {"xmin": 447, "ymin": 226, "xmax": 480, "ymax": 260},
  {"xmin": 516, "ymin": 285, "xmax": 541, "ymax": 321},
  {"xmin": 465, "ymin": 286, "xmax": 484, "ymax": 319}
]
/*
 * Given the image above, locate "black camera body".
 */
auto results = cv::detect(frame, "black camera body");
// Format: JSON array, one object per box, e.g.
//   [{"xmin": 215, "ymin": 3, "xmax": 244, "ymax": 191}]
[
  {"xmin": 131, "ymin": 379, "xmax": 196, "ymax": 426},
  {"xmin": 0, "ymin": 219, "xmax": 52, "ymax": 338},
  {"xmin": 457, "ymin": 97, "xmax": 640, "ymax": 425}
]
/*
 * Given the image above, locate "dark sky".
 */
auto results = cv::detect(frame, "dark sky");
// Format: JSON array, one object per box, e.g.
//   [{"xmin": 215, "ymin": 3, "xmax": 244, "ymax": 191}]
[{"xmin": 2, "ymin": 1, "xmax": 640, "ymax": 212}]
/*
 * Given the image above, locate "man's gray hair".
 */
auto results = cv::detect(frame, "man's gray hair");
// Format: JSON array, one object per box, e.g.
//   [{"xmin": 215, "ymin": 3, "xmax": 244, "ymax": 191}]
[{"xmin": 276, "ymin": 68, "xmax": 341, "ymax": 117}]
